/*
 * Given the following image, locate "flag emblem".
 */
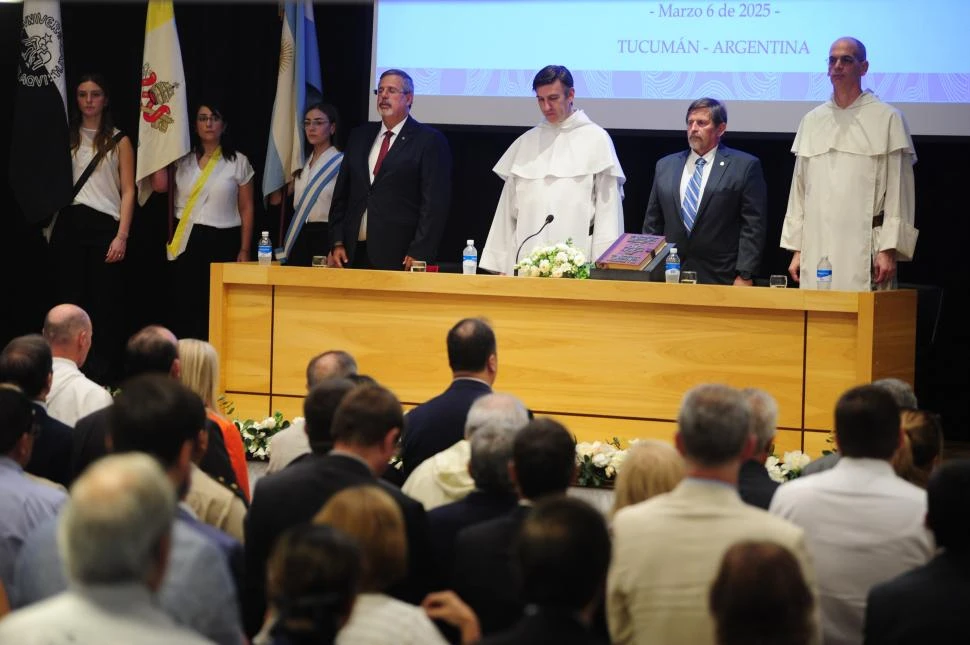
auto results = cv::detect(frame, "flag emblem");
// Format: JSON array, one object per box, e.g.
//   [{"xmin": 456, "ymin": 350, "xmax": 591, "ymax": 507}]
[{"xmin": 140, "ymin": 63, "xmax": 181, "ymax": 133}]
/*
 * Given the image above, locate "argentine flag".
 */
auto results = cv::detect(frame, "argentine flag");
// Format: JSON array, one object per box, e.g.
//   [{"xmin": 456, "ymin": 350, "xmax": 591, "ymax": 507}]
[{"xmin": 263, "ymin": 1, "xmax": 323, "ymax": 203}]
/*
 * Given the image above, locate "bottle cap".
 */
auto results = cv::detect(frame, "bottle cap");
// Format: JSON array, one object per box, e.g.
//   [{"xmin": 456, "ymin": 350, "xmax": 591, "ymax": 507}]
[
  {"xmin": 466, "ymin": 239, "xmax": 474, "ymax": 245},
  {"xmin": 261, "ymin": 231, "xmax": 269, "ymax": 236}
]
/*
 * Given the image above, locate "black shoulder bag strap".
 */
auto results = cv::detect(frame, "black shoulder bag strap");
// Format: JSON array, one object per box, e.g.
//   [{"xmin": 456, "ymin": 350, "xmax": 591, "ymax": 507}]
[{"xmin": 70, "ymin": 130, "xmax": 125, "ymax": 201}]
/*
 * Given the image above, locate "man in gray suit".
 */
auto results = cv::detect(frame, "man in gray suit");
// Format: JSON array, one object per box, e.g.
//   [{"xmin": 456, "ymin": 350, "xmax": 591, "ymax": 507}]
[
  {"xmin": 642, "ymin": 98, "xmax": 767, "ymax": 285},
  {"xmin": 607, "ymin": 383, "xmax": 814, "ymax": 645}
]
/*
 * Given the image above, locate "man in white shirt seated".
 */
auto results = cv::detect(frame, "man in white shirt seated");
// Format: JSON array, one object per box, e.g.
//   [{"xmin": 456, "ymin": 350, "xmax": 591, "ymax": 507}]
[
  {"xmin": 770, "ymin": 384, "xmax": 934, "ymax": 645},
  {"xmin": 42, "ymin": 304, "xmax": 112, "ymax": 427},
  {"xmin": 266, "ymin": 350, "xmax": 358, "ymax": 475},
  {"xmin": 0, "ymin": 452, "xmax": 212, "ymax": 644}
]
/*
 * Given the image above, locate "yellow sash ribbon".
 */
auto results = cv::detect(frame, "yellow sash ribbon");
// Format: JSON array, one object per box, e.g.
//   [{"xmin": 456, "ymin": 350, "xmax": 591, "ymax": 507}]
[{"xmin": 166, "ymin": 147, "xmax": 223, "ymax": 260}]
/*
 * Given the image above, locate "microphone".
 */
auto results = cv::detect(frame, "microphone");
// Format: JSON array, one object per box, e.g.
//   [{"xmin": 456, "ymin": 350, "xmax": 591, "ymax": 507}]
[{"xmin": 513, "ymin": 214, "xmax": 555, "ymax": 276}]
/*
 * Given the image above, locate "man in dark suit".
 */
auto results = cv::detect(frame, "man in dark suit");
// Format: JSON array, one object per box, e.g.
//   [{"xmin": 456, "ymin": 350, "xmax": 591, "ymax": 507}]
[
  {"xmin": 243, "ymin": 383, "xmax": 436, "ymax": 637},
  {"xmin": 642, "ymin": 97, "xmax": 767, "ymax": 285},
  {"xmin": 480, "ymin": 497, "xmax": 612, "ymax": 645},
  {"xmin": 328, "ymin": 68, "xmax": 452, "ymax": 271},
  {"xmin": 400, "ymin": 318, "xmax": 497, "ymax": 480},
  {"xmin": 864, "ymin": 459, "xmax": 970, "ymax": 645},
  {"xmin": 452, "ymin": 418, "xmax": 577, "ymax": 637},
  {"xmin": 738, "ymin": 387, "xmax": 780, "ymax": 510},
  {"xmin": 426, "ymin": 393, "xmax": 529, "ymax": 577},
  {"xmin": 0, "ymin": 335, "xmax": 72, "ymax": 487}
]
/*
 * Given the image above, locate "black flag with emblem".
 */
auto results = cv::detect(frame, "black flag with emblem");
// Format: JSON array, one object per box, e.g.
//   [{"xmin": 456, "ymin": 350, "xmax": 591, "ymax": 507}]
[{"xmin": 9, "ymin": 0, "xmax": 73, "ymax": 225}]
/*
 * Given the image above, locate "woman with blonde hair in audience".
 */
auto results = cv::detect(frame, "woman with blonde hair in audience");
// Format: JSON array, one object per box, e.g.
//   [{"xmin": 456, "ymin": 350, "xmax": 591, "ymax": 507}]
[
  {"xmin": 316, "ymin": 485, "xmax": 479, "ymax": 644},
  {"xmin": 178, "ymin": 338, "xmax": 250, "ymax": 501},
  {"xmin": 891, "ymin": 409, "xmax": 944, "ymax": 488},
  {"xmin": 709, "ymin": 541, "xmax": 816, "ymax": 645},
  {"xmin": 611, "ymin": 439, "xmax": 686, "ymax": 517}
]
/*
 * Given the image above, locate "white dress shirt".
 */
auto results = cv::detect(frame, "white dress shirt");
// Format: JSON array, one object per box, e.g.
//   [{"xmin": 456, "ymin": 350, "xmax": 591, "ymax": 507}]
[
  {"xmin": 770, "ymin": 457, "xmax": 933, "ymax": 645},
  {"xmin": 47, "ymin": 357, "xmax": 113, "ymax": 427}
]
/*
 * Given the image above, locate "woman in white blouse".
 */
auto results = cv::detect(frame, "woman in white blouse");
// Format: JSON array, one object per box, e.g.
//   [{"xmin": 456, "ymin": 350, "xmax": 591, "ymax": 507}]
[
  {"xmin": 152, "ymin": 100, "xmax": 255, "ymax": 341},
  {"xmin": 269, "ymin": 102, "xmax": 343, "ymax": 266},
  {"xmin": 49, "ymin": 73, "xmax": 135, "ymax": 384}
]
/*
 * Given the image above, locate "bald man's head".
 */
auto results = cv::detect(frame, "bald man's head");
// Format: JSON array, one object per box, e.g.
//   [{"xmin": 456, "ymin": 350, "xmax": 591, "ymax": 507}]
[
  {"xmin": 306, "ymin": 350, "xmax": 357, "ymax": 389},
  {"xmin": 43, "ymin": 304, "xmax": 93, "ymax": 365}
]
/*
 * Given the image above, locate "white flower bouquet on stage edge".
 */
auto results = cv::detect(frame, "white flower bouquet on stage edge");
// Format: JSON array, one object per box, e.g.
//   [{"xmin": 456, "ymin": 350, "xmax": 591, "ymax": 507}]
[
  {"xmin": 576, "ymin": 439, "xmax": 627, "ymax": 488},
  {"xmin": 515, "ymin": 238, "xmax": 591, "ymax": 279},
  {"xmin": 235, "ymin": 411, "xmax": 292, "ymax": 461},
  {"xmin": 765, "ymin": 450, "xmax": 811, "ymax": 483}
]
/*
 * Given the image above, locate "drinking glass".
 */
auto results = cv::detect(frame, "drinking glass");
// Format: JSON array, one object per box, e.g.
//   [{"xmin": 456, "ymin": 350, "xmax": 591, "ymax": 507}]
[
  {"xmin": 680, "ymin": 271, "xmax": 698, "ymax": 284},
  {"xmin": 769, "ymin": 274, "xmax": 788, "ymax": 288},
  {"xmin": 410, "ymin": 261, "xmax": 427, "ymax": 273}
]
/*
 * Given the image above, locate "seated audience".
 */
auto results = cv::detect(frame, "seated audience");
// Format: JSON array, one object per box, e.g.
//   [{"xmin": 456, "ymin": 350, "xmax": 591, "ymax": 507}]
[
  {"xmin": 185, "ymin": 407, "xmax": 247, "ymax": 543},
  {"xmin": 400, "ymin": 318, "xmax": 497, "ymax": 480},
  {"xmin": 0, "ymin": 453, "xmax": 212, "ymax": 644},
  {"xmin": 890, "ymin": 409, "xmax": 943, "ymax": 488},
  {"xmin": 426, "ymin": 393, "xmax": 529, "ymax": 578},
  {"xmin": 316, "ymin": 485, "xmax": 450, "ymax": 644},
  {"xmin": 0, "ymin": 386, "xmax": 67, "ymax": 597},
  {"xmin": 770, "ymin": 384, "xmax": 933, "ymax": 645},
  {"xmin": 14, "ymin": 375, "xmax": 244, "ymax": 645},
  {"xmin": 709, "ymin": 541, "xmax": 816, "ymax": 645},
  {"xmin": 179, "ymin": 338, "xmax": 250, "ymax": 501},
  {"xmin": 267, "ymin": 349, "xmax": 358, "ymax": 474},
  {"xmin": 608, "ymin": 383, "xmax": 813, "ymax": 645},
  {"xmin": 244, "ymin": 383, "xmax": 435, "ymax": 637},
  {"xmin": 42, "ymin": 304, "xmax": 112, "ymax": 427},
  {"xmin": 610, "ymin": 439, "xmax": 685, "ymax": 517},
  {"xmin": 737, "ymin": 387, "xmax": 781, "ymax": 509},
  {"xmin": 480, "ymin": 496, "xmax": 612, "ymax": 645},
  {"xmin": 864, "ymin": 459, "xmax": 970, "ymax": 644},
  {"xmin": 263, "ymin": 524, "xmax": 362, "ymax": 645},
  {"xmin": 0, "ymin": 335, "xmax": 73, "ymax": 487},
  {"xmin": 407, "ymin": 391, "xmax": 528, "ymax": 510},
  {"xmin": 453, "ymin": 417, "xmax": 577, "ymax": 636}
]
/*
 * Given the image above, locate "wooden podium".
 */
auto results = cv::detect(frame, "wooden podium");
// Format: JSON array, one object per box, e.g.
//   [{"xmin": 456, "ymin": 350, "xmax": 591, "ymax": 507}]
[{"xmin": 209, "ymin": 264, "xmax": 916, "ymax": 457}]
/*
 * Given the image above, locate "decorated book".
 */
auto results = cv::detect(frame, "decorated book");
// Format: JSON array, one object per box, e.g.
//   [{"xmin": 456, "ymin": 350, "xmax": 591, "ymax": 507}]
[{"xmin": 595, "ymin": 233, "xmax": 667, "ymax": 270}]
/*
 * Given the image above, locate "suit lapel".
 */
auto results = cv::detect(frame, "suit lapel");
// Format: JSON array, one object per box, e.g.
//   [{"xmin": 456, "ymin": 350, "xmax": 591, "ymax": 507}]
[
  {"xmin": 694, "ymin": 146, "xmax": 729, "ymax": 226},
  {"xmin": 372, "ymin": 116, "xmax": 417, "ymax": 184},
  {"xmin": 669, "ymin": 151, "xmax": 690, "ymax": 233},
  {"xmin": 359, "ymin": 122, "xmax": 381, "ymax": 177}
]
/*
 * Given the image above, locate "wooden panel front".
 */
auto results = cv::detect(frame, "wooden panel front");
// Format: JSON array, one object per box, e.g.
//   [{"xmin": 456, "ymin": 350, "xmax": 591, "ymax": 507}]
[
  {"xmin": 804, "ymin": 311, "xmax": 859, "ymax": 431},
  {"xmin": 224, "ymin": 393, "xmax": 270, "ymax": 423},
  {"xmin": 223, "ymin": 285, "xmax": 273, "ymax": 393}
]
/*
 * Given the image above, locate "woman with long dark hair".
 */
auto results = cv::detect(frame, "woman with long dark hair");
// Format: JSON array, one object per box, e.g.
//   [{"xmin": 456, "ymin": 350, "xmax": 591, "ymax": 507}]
[
  {"xmin": 152, "ymin": 100, "xmax": 255, "ymax": 340},
  {"xmin": 270, "ymin": 102, "xmax": 342, "ymax": 266},
  {"xmin": 49, "ymin": 73, "xmax": 135, "ymax": 385}
]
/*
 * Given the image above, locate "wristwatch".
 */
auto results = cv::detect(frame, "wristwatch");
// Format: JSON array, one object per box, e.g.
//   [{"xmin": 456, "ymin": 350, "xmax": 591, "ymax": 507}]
[{"xmin": 737, "ymin": 271, "xmax": 752, "ymax": 281}]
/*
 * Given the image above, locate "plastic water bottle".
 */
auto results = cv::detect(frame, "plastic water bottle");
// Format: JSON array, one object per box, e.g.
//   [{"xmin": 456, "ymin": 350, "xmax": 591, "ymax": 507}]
[
  {"xmin": 257, "ymin": 231, "xmax": 273, "ymax": 265},
  {"xmin": 816, "ymin": 255, "xmax": 832, "ymax": 290},
  {"xmin": 665, "ymin": 245, "xmax": 681, "ymax": 283},
  {"xmin": 462, "ymin": 239, "xmax": 478, "ymax": 275}
]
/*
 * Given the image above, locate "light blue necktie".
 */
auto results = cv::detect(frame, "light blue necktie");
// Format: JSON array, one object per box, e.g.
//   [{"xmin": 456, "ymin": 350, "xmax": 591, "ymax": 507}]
[{"xmin": 681, "ymin": 157, "xmax": 706, "ymax": 234}]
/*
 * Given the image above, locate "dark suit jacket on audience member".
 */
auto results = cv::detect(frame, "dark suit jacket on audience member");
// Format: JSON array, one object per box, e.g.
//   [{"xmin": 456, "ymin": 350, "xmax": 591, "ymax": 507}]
[
  {"xmin": 452, "ymin": 504, "xmax": 531, "ymax": 636},
  {"xmin": 642, "ymin": 144, "xmax": 767, "ymax": 285},
  {"xmin": 401, "ymin": 378, "xmax": 492, "ymax": 479},
  {"xmin": 428, "ymin": 489, "xmax": 518, "ymax": 582},
  {"xmin": 864, "ymin": 551, "xmax": 970, "ymax": 645},
  {"xmin": 243, "ymin": 452, "xmax": 436, "ymax": 637},
  {"xmin": 328, "ymin": 116, "xmax": 452, "ymax": 269},
  {"xmin": 480, "ymin": 607, "xmax": 606, "ymax": 645},
  {"xmin": 27, "ymin": 403, "xmax": 72, "ymax": 487},
  {"xmin": 738, "ymin": 459, "xmax": 780, "ymax": 510}
]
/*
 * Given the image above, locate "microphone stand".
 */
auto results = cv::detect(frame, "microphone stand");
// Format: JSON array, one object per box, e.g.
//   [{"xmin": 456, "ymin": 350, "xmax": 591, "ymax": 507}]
[{"xmin": 513, "ymin": 214, "xmax": 555, "ymax": 276}]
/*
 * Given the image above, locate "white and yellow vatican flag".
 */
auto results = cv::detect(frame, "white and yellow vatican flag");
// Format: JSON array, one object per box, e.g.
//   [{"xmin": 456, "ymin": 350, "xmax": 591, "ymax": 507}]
[{"xmin": 135, "ymin": 0, "xmax": 190, "ymax": 206}]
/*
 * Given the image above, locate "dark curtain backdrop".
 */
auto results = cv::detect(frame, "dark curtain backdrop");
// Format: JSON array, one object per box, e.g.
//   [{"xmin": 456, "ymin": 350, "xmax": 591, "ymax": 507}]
[{"xmin": 2, "ymin": 2, "xmax": 966, "ymax": 438}]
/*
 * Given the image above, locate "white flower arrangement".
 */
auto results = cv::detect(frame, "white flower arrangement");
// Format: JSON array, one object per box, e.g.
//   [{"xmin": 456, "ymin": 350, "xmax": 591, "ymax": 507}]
[
  {"xmin": 576, "ymin": 439, "xmax": 627, "ymax": 487},
  {"xmin": 234, "ymin": 411, "xmax": 292, "ymax": 461},
  {"xmin": 514, "ymin": 238, "xmax": 590, "ymax": 279},
  {"xmin": 765, "ymin": 450, "xmax": 811, "ymax": 483}
]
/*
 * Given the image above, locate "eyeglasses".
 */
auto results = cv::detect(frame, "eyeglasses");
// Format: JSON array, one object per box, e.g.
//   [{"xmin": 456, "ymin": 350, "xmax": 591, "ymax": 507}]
[
  {"xmin": 373, "ymin": 86, "xmax": 408, "ymax": 96},
  {"xmin": 197, "ymin": 114, "xmax": 223, "ymax": 123},
  {"xmin": 303, "ymin": 119, "xmax": 330, "ymax": 128},
  {"xmin": 827, "ymin": 55, "xmax": 861, "ymax": 66}
]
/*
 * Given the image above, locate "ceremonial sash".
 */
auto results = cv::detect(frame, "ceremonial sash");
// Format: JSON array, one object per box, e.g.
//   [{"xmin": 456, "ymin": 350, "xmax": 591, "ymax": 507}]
[
  {"xmin": 276, "ymin": 151, "xmax": 343, "ymax": 264},
  {"xmin": 166, "ymin": 147, "xmax": 223, "ymax": 260}
]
